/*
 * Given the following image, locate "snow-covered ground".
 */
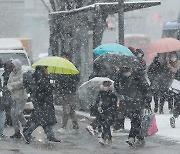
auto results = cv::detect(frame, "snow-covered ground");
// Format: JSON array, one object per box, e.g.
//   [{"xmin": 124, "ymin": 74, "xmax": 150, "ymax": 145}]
[
  {"xmin": 123, "ymin": 102, "xmax": 180, "ymax": 142},
  {"xmin": 73, "ymin": 101, "xmax": 180, "ymax": 142}
]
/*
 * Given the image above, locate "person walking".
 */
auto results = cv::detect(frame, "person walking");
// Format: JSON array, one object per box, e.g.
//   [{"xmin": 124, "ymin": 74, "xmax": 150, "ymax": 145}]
[
  {"xmin": 57, "ymin": 52, "xmax": 79, "ymax": 133},
  {"xmin": 148, "ymin": 53, "xmax": 171, "ymax": 114},
  {"xmin": 114, "ymin": 66, "xmax": 151, "ymax": 146},
  {"xmin": 22, "ymin": 66, "xmax": 60, "ymax": 144},
  {"xmin": 87, "ymin": 81, "xmax": 117, "ymax": 145},
  {"xmin": 7, "ymin": 59, "xmax": 27, "ymax": 138},
  {"xmin": 2, "ymin": 60, "xmax": 13, "ymax": 127}
]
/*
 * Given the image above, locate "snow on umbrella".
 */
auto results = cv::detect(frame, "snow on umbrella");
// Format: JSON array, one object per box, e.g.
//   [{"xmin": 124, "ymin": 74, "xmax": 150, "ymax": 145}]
[
  {"xmin": 93, "ymin": 43, "xmax": 134, "ymax": 56},
  {"xmin": 147, "ymin": 37, "xmax": 180, "ymax": 53},
  {"xmin": 78, "ymin": 77, "xmax": 114, "ymax": 110},
  {"xmin": 92, "ymin": 52, "xmax": 143, "ymax": 80},
  {"xmin": 32, "ymin": 56, "xmax": 79, "ymax": 74}
]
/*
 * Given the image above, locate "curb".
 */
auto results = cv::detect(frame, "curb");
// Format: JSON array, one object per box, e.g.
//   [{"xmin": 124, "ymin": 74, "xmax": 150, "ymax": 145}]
[{"xmin": 55, "ymin": 105, "xmax": 95, "ymax": 122}]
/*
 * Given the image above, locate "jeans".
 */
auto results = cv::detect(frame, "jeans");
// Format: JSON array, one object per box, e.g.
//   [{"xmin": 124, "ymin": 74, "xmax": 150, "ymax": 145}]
[
  {"xmin": 23, "ymin": 121, "xmax": 55, "ymax": 139},
  {"xmin": 62, "ymin": 93, "xmax": 78, "ymax": 128},
  {"xmin": 0, "ymin": 111, "xmax": 4, "ymax": 135}
]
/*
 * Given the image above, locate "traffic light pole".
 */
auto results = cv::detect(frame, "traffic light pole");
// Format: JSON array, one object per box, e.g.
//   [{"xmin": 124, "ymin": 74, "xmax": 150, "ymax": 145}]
[{"xmin": 118, "ymin": 0, "xmax": 124, "ymax": 45}]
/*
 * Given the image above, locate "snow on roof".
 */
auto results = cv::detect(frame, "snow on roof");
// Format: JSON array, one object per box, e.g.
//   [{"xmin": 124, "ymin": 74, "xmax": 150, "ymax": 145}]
[
  {"xmin": 50, "ymin": 1, "xmax": 161, "ymax": 15},
  {"xmin": 0, "ymin": 38, "xmax": 23, "ymax": 50}
]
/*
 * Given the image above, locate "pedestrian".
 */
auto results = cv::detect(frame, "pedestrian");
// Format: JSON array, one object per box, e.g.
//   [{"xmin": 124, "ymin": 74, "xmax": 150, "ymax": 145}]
[
  {"xmin": 2, "ymin": 60, "xmax": 13, "ymax": 127},
  {"xmin": 136, "ymin": 48, "xmax": 146, "ymax": 70},
  {"xmin": 57, "ymin": 52, "xmax": 79, "ymax": 133},
  {"xmin": 148, "ymin": 53, "xmax": 171, "ymax": 114},
  {"xmin": 114, "ymin": 66, "xmax": 151, "ymax": 146},
  {"xmin": 0, "ymin": 59, "xmax": 7, "ymax": 138},
  {"xmin": 128, "ymin": 47, "xmax": 146, "ymax": 70},
  {"xmin": 7, "ymin": 59, "xmax": 27, "ymax": 139},
  {"xmin": 22, "ymin": 66, "xmax": 60, "ymax": 144},
  {"xmin": 87, "ymin": 81, "xmax": 117, "ymax": 145},
  {"xmin": 166, "ymin": 51, "xmax": 180, "ymax": 113}
]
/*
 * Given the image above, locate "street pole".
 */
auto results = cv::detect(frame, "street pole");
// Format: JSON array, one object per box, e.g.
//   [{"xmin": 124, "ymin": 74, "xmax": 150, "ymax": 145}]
[{"xmin": 118, "ymin": 0, "xmax": 124, "ymax": 45}]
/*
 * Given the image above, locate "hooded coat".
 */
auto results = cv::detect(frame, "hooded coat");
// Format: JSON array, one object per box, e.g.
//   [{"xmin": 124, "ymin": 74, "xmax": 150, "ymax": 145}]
[
  {"xmin": 7, "ymin": 59, "xmax": 28, "ymax": 100},
  {"xmin": 29, "ymin": 67, "xmax": 57, "ymax": 126},
  {"xmin": 114, "ymin": 70, "xmax": 150, "ymax": 110}
]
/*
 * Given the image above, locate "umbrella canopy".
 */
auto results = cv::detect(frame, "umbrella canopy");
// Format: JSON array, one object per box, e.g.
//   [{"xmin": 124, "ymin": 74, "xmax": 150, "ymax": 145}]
[
  {"xmin": 93, "ymin": 43, "xmax": 134, "ymax": 56},
  {"xmin": 91, "ymin": 52, "xmax": 143, "ymax": 80},
  {"xmin": 78, "ymin": 77, "xmax": 114, "ymax": 110},
  {"xmin": 32, "ymin": 56, "xmax": 79, "ymax": 74},
  {"xmin": 147, "ymin": 38, "xmax": 180, "ymax": 53}
]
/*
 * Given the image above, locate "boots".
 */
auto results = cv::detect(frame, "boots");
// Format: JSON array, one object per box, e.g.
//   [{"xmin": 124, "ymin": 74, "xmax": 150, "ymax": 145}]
[
  {"xmin": 48, "ymin": 136, "xmax": 61, "ymax": 142},
  {"xmin": 10, "ymin": 131, "xmax": 22, "ymax": 139}
]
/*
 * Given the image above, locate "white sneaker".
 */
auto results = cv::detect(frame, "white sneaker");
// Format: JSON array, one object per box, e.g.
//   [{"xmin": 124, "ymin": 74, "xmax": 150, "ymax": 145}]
[
  {"xmin": 57, "ymin": 128, "xmax": 66, "ymax": 134},
  {"xmin": 86, "ymin": 126, "xmax": 95, "ymax": 136},
  {"xmin": 99, "ymin": 138, "xmax": 106, "ymax": 145},
  {"xmin": 126, "ymin": 137, "xmax": 135, "ymax": 146},
  {"xmin": 106, "ymin": 139, "xmax": 112, "ymax": 146},
  {"xmin": 98, "ymin": 132, "xmax": 102, "ymax": 138},
  {"xmin": 134, "ymin": 139, "xmax": 145, "ymax": 146}
]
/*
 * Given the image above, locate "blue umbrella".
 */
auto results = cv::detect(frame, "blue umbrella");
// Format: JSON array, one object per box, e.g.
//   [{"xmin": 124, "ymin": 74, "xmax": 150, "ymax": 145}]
[{"xmin": 93, "ymin": 43, "xmax": 134, "ymax": 56}]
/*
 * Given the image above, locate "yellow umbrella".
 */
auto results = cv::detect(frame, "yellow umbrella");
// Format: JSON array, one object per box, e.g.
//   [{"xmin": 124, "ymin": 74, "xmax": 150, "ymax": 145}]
[{"xmin": 32, "ymin": 56, "xmax": 79, "ymax": 74}]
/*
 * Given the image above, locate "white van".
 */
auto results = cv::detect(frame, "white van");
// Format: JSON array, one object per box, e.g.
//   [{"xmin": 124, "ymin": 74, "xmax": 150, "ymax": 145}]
[{"xmin": 0, "ymin": 38, "xmax": 31, "ymax": 74}]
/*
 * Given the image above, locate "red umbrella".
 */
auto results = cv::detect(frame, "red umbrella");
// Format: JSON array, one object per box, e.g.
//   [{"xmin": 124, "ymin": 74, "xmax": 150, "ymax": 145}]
[{"xmin": 147, "ymin": 38, "xmax": 180, "ymax": 53}]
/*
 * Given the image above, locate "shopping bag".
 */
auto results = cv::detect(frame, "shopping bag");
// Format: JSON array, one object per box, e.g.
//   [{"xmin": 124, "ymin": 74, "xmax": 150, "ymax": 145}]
[
  {"xmin": 141, "ymin": 111, "xmax": 158, "ymax": 137},
  {"xmin": 147, "ymin": 114, "xmax": 158, "ymax": 136}
]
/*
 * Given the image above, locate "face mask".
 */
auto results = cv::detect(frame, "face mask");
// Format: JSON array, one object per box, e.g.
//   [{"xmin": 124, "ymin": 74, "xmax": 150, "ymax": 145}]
[
  {"xmin": 170, "ymin": 58, "xmax": 177, "ymax": 62},
  {"xmin": 137, "ymin": 53, "xmax": 143, "ymax": 58},
  {"xmin": 124, "ymin": 72, "xmax": 132, "ymax": 77},
  {"xmin": 100, "ymin": 85, "xmax": 113, "ymax": 91}
]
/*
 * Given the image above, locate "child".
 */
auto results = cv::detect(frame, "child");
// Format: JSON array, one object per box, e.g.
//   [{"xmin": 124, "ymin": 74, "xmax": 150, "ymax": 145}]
[{"xmin": 89, "ymin": 81, "xmax": 117, "ymax": 145}]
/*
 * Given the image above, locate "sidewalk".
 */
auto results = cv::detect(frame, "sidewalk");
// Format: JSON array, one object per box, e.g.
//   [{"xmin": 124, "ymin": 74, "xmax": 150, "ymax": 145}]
[{"xmin": 55, "ymin": 102, "xmax": 180, "ymax": 142}]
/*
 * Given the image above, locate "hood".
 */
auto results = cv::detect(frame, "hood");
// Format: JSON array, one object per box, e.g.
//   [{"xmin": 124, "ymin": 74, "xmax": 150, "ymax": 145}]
[{"xmin": 12, "ymin": 59, "xmax": 22, "ymax": 72}]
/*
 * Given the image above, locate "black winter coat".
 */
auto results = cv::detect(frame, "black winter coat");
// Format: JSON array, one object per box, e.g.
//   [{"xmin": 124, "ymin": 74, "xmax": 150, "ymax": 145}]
[
  {"xmin": 30, "ymin": 74, "xmax": 57, "ymax": 127},
  {"xmin": 95, "ymin": 90, "xmax": 117, "ymax": 117},
  {"xmin": 114, "ymin": 71, "xmax": 150, "ymax": 110},
  {"xmin": 148, "ymin": 57, "xmax": 172, "ymax": 93},
  {"xmin": 56, "ymin": 74, "xmax": 80, "ymax": 95}
]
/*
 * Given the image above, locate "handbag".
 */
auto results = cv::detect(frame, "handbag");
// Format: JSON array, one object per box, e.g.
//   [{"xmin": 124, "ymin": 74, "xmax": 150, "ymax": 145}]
[{"xmin": 141, "ymin": 109, "xmax": 158, "ymax": 137}]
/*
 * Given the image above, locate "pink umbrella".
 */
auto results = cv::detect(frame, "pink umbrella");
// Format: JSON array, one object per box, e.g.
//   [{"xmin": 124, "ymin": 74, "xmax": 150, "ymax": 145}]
[{"xmin": 147, "ymin": 38, "xmax": 180, "ymax": 53}]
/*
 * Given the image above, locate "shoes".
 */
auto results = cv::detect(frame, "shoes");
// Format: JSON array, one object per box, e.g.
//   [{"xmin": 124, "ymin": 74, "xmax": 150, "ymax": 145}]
[
  {"xmin": 10, "ymin": 131, "xmax": 22, "ymax": 139},
  {"xmin": 99, "ymin": 138, "xmax": 106, "ymax": 145},
  {"xmin": 0, "ymin": 134, "xmax": 7, "ymax": 139},
  {"xmin": 48, "ymin": 137, "xmax": 61, "ymax": 142},
  {"xmin": 126, "ymin": 137, "xmax": 135, "ymax": 146},
  {"xmin": 159, "ymin": 110, "xmax": 164, "ymax": 114},
  {"xmin": 57, "ymin": 128, "xmax": 67, "ymax": 134},
  {"xmin": 86, "ymin": 125, "xmax": 95, "ymax": 136},
  {"xmin": 21, "ymin": 132, "xmax": 31, "ymax": 144},
  {"xmin": 97, "ymin": 132, "xmax": 102, "ymax": 138},
  {"xmin": 134, "ymin": 139, "xmax": 145, "ymax": 146},
  {"xmin": 106, "ymin": 139, "xmax": 112, "ymax": 146},
  {"xmin": 170, "ymin": 117, "xmax": 176, "ymax": 128},
  {"xmin": 154, "ymin": 108, "xmax": 158, "ymax": 113}
]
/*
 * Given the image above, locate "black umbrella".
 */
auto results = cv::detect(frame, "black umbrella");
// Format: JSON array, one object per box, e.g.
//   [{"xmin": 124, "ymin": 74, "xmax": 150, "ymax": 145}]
[{"xmin": 91, "ymin": 52, "xmax": 144, "ymax": 80}]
